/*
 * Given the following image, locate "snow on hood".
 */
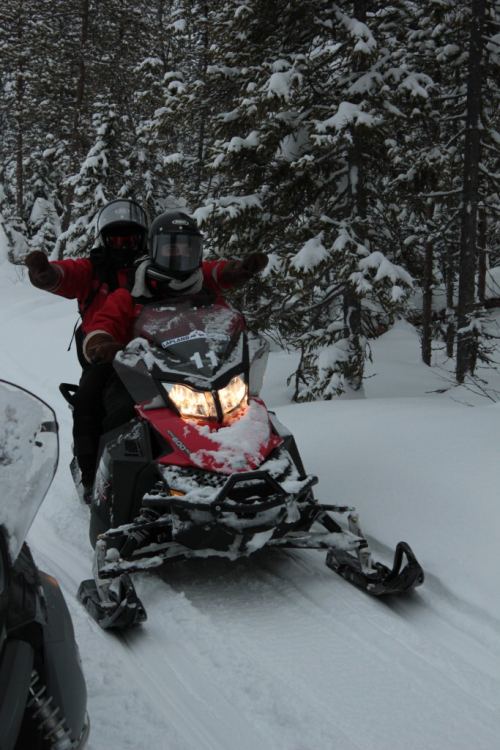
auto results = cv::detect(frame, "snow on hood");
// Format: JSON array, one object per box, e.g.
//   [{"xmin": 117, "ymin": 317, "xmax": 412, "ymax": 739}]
[{"xmin": 189, "ymin": 400, "xmax": 273, "ymax": 472}]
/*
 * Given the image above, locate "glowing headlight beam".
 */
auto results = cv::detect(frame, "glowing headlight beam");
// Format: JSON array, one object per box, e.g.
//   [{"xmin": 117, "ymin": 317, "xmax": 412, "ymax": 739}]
[
  {"xmin": 218, "ymin": 376, "xmax": 247, "ymax": 415},
  {"xmin": 164, "ymin": 383, "xmax": 217, "ymax": 419},
  {"xmin": 163, "ymin": 377, "xmax": 247, "ymax": 421}
]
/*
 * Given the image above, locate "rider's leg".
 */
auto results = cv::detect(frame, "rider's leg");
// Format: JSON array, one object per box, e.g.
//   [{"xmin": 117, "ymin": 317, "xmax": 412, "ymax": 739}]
[
  {"xmin": 102, "ymin": 372, "xmax": 137, "ymax": 434},
  {"xmin": 72, "ymin": 363, "xmax": 114, "ymax": 495}
]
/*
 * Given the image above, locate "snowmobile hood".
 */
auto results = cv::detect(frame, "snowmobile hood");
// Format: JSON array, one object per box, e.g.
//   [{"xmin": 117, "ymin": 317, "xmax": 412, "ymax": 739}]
[
  {"xmin": 0, "ymin": 381, "xmax": 58, "ymax": 563},
  {"xmin": 139, "ymin": 397, "xmax": 283, "ymax": 475},
  {"xmin": 114, "ymin": 294, "xmax": 248, "ymax": 402}
]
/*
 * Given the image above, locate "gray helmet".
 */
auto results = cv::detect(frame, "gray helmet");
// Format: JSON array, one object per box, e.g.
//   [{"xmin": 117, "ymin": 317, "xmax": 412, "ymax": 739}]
[
  {"xmin": 147, "ymin": 211, "xmax": 203, "ymax": 282},
  {"xmin": 97, "ymin": 198, "xmax": 148, "ymax": 268}
]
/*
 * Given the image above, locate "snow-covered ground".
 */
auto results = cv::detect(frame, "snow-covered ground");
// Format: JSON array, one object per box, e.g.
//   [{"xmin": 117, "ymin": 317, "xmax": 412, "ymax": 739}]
[{"xmin": 1, "ymin": 259, "xmax": 499, "ymax": 750}]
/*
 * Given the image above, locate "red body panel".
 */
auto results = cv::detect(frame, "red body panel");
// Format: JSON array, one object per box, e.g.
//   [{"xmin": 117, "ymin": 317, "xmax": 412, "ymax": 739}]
[{"xmin": 137, "ymin": 397, "xmax": 282, "ymax": 475}]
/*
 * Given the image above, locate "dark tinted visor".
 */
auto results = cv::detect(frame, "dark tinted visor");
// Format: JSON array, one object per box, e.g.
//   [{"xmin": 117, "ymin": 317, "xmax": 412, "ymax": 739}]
[
  {"xmin": 104, "ymin": 228, "xmax": 143, "ymax": 251},
  {"xmin": 152, "ymin": 234, "xmax": 202, "ymax": 273},
  {"xmin": 97, "ymin": 200, "xmax": 147, "ymax": 233}
]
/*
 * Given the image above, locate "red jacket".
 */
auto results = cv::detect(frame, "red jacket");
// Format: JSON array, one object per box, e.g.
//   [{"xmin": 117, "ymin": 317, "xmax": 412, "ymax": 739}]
[
  {"xmin": 46, "ymin": 258, "xmax": 131, "ymax": 329},
  {"xmin": 83, "ymin": 262, "xmax": 231, "ymax": 361},
  {"xmin": 46, "ymin": 257, "xmax": 228, "ymax": 330}
]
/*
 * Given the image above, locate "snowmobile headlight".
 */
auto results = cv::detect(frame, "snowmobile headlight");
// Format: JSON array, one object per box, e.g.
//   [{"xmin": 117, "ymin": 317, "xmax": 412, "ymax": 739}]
[
  {"xmin": 164, "ymin": 383, "xmax": 217, "ymax": 420},
  {"xmin": 218, "ymin": 376, "xmax": 247, "ymax": 417},
  {"xmin": 163, "ymin": 377, "xmax": 247, "ymax": 421}
]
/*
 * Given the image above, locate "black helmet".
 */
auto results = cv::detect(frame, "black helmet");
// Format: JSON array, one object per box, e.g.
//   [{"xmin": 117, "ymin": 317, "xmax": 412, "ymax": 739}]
[
  {"xmin": 147, "ymin": 211, "xmax": 203, "ymax": 283},
  {"xmin": 97, "ymin": 198, "xmax": 148, "ymax": 268}
]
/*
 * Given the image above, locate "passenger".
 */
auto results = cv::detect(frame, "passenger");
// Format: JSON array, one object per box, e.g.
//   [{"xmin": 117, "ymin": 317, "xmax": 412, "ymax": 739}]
[{"xmin": 25, "ymin": 198, "xmax": 149, "ymax": 501}]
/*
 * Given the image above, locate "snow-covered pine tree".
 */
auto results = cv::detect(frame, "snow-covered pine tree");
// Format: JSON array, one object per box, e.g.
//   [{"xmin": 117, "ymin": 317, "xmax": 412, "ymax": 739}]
[
  {"xmin": 145, "ymin": 0, "xmax": 222, "ymax": 216},
  {"xmin": 0, "ymin": 0, "xmax": 77, "ymax": 257},
  {"xmin": 55, "ymin": 101, "xmax": 120, "ymax": 258},
  {"xmin": 277, "ymin": 1, "xmax": 416, "ymax": 399},
  {"xmin": 399, "ymin": 1, "xmax": 500, "ymax": 374},
  {"xmin": 93, "ymin": 0, "xmax": 164, "ymax": 218},
  {"xmin": 192, "ymin": 0, "xmax": 339, "ymax": 315},
  {"xmin": 167, "ymin": 0, "xmax": 418, "ymax": 399},
  {"xmin": 0, "ymin": 1, "xmax": 50, "ymax": 230},
  {"xmin": 384, "ymin": 0, "xmax": 466, "ymax": 363},
  {"xmin": 456, "ymin": 0, "xmax": 500, "ymax": 383},
  {"xmin": 481, "ymin": 2, "xmax": 500, "ymax": 277},
  {"xmin": 456, "ymin": 0, "xmax": 488, "ymax": 382},
  {"xmin": 129, "ymin": 1, "xmax": 178, "ymax": 218},
  {"xmin": 455, "ymin": 0, "xmax": 500, "ymax": 382},
  {"xmin": 27, "ymin": 198, "xmax": 61, "ymax": 256}
]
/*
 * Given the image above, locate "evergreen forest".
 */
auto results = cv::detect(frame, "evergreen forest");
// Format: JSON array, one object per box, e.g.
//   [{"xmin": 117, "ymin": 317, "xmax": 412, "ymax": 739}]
[{"xmin": 2, "ymin": 0, "xmax": 500, "ymax": 399}]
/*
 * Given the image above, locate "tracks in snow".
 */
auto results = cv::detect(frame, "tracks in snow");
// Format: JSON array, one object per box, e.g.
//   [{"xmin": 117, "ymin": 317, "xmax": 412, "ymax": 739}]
[{"xmin": 25, "ymin": 503, "xmax": 500, "ymax": 750}]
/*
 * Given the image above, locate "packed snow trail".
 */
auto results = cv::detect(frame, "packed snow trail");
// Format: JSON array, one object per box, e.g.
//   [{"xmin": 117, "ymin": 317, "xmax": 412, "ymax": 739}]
[{"xmin": 1, "ymin": 265, "xmax": 499, "ymax": 749}]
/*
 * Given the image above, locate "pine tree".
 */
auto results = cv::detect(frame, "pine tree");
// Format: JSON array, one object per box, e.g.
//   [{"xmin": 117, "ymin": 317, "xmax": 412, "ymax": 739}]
[
  {"xmin": 177, "ymin": 0, "xmax": 418, "ymax": 398},
  {"xmin": 55, "ymin": 101, "xmax": 121, "ymax": 257},
  {"xmin": 389, "ymin": 0, "xmax": 465, "ymax": 363}
]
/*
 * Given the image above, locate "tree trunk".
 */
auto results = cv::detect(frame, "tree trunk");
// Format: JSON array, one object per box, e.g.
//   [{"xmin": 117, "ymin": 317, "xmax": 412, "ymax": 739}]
[
  {"xmin": 61, "ymin": 0, "xmax": 90, "ymax": 238},
  {"xmin": 445, "ymin": 244, "xmax": 456, "ymax": 359},
  {"xmin": 421, "ymin": 201, "xmax": 435, "ymax": 365},
  {"xmin": 477, "ymin": 205, "xmax": 487, "ymax": 304},
  {"xmin": 343, "ymin": 0, "xmax": 368, "ymax": 391},
  {"xmin": 195, "ymin": 3, "xmax": 210, "ymax": 199},
  {"xmin": 343, "ymin": 285, "xmax": 364, "ymax": 392},
  {"xmin": 15, "ymin": 1, "xmax": 24, "ymax": 222},
  {"xmin": 15, "ymin": 73, "xmax": 23, "ymax": 221},
  {"xmin": 456, "ymin": 0, "xmax": 486, "ymax": 383}
]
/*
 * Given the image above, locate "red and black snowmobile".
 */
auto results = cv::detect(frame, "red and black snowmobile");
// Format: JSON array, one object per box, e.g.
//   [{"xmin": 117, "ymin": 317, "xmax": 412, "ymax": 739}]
[{"xmin": 64, "ymin": 293, "xmax": 424, "ymax": 630}]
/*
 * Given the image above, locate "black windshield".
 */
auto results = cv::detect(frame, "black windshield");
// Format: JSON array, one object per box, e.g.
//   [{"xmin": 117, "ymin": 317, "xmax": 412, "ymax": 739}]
[{"xmin": 114, "ymin": 295, "xmax": 248, "ymax": 405}]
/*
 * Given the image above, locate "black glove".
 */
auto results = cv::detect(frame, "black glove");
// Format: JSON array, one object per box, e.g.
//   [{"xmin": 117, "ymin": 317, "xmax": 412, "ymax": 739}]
[
  {"xmin": 24, "ymin": 251, "xmax": 60, "ymax": 289},
  {"xmin": 84, "ymin": 333, "xmax": 124, "ymax": 364},
  {"xmin": 221, "ymin": 252, "xmax": 268, "ymax": 287}
]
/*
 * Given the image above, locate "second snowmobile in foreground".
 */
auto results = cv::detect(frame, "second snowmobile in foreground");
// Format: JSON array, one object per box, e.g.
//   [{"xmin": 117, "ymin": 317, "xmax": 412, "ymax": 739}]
[
  {"xmin": 0, "ymin": 380, "xmax": 89, "ymax": 749},
  {"xmin": 64, "ymin": 293, "xmax": 424, "ymax": 630}
]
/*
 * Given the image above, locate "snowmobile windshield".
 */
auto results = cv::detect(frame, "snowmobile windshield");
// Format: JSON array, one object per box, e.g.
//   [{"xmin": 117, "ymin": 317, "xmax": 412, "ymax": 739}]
[
  {"xmin": 114, "ymin": 295, "xmax": 247, "ymax": 405},
  {"xmin": 0, "ymin": 381, "xmax": 58, "ymax": 564}
]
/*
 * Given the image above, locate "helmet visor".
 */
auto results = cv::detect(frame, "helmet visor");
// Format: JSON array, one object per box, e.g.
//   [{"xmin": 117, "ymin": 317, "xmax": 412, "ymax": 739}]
[
  {"xmin": 152, "ymin": 233, "xmax": 202, "ymax": 273},
  {"xmin": 97, "ymin": 200, "xmax": 147, "ymax": 234},
  {"xmin": 104, "ymin": 229, "xmax": 143, "ymax": 252}
]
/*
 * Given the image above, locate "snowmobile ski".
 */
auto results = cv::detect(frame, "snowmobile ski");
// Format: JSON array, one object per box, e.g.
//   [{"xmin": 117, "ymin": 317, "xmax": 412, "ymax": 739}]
[
  {"xmin": 326, "ymin": 541, "xmax": 424, "ymax": 596},
  {"xmin": 77, "ymin": 542, "xmax": 147, "ymax": 629}
]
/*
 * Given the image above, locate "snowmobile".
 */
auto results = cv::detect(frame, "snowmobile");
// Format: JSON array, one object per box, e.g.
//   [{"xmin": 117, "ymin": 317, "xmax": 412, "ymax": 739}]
[
  {"xmin": 0, "ymin": 380, "xmax": 89, "ymax": 750},
  {"xmin": 63, "ymin": 293, "xmax": 423, "ymax": 631}
]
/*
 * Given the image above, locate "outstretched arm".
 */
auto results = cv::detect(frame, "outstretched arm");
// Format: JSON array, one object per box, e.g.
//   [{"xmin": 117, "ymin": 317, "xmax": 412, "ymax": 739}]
[
  {"xmin": 24, "ymin": 251, "xmax": 94, "ymax": 300},
  {"xmin": 219, "ymin": 252, "xmax": 268, "ymax": 287}
]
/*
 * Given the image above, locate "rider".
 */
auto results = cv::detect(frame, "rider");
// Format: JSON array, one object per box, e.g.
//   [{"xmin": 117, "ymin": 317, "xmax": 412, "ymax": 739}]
[
  {"xmin": 24, "ymin": 198, "xmax": 149, "ymax": 501},
  {"xmin": 81, "ymin": 210, "xmax": 268, "ymax": 435}
]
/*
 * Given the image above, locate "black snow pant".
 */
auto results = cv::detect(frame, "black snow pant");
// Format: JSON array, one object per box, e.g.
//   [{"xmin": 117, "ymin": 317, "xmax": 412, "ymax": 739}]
[
  {"xmin": 72, "ymin": 362, "xmax": 114, "ymax": 484},
  {"xmin": 102, "ymin": 372, "xmax": 137, "ymax": 434}
]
